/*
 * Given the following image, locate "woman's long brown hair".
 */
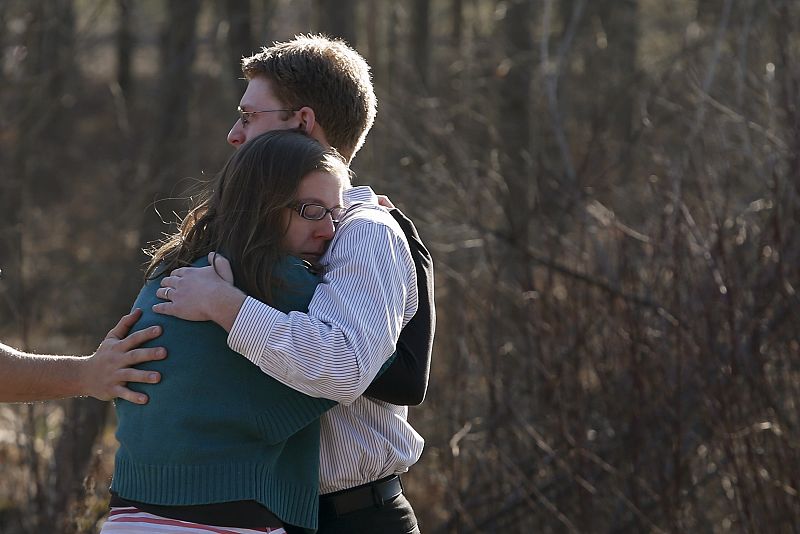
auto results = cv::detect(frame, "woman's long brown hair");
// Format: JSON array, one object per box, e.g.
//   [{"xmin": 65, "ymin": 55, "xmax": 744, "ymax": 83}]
[{"xmin": 145, "ymin": 130, "xmax": 348, "ymax": 305}]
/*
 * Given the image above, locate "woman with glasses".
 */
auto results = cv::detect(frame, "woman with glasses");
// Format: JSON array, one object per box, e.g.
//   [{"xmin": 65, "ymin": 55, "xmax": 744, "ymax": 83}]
[{"xmin": 100, "ymin": 130, "xmax": 349, "ymax": 534}]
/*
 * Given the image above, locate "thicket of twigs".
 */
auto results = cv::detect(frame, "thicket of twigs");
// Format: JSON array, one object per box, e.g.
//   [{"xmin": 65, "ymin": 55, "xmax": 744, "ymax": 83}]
[{"xmin": 1, "ymin": 1, "xmax": 798, "ymax": 532}]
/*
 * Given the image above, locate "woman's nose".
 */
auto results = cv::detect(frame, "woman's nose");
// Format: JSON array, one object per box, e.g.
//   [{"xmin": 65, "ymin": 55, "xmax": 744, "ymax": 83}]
[{"xmin": 315, "ymin": 217, "xmax": 336, "ymax": 240}]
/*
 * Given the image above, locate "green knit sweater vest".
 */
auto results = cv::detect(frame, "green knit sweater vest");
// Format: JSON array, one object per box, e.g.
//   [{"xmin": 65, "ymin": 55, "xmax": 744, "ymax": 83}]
[{"xmin": 111, "ymin": 257, "xmax": 335, "ymax": 532}]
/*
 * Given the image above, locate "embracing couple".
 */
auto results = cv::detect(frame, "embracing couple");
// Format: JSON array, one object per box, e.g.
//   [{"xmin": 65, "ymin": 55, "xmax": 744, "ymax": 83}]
[{"xmin": 99, "ymin": 35, "xmax": 434, "ymax": 533}]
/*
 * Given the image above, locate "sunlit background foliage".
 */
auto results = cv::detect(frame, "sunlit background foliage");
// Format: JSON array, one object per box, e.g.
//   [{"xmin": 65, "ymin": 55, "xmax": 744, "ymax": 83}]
[{"xmin": 1, "ymin": 0, "xmax": 799, "ymax": 532}]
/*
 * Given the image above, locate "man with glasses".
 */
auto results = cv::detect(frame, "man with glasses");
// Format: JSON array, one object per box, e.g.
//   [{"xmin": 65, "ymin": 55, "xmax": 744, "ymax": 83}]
[{"xmin": 152, "ymin": 35, "xmax": 433, "ymax": 533}]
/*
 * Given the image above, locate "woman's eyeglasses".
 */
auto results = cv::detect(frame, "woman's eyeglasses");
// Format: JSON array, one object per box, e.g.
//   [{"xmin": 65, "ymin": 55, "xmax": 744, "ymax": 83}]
[{"xmin": 291, "ymin": 202, "xmax": 347, "ymax": 223}]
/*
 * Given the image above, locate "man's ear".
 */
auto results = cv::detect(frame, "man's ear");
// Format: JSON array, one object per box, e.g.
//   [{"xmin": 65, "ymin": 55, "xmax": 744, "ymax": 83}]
[
  {"xmin": 297, "ymin": 106, "xmax": 316, "ymax": 134},
  {"xmin": 296, "ymin": 106, "xmax": 332, "ymax": 149}
]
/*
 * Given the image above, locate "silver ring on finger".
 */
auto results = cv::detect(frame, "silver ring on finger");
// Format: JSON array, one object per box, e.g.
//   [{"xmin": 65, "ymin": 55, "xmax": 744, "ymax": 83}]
[{"xmin": 165, "ymin": 287, "xmax": 172, "ymax": 300}]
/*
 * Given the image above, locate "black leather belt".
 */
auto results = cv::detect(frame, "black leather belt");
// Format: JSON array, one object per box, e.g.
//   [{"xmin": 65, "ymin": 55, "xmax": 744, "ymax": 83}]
[{"xmin": 319, "ymin": 475, "xmax": 404, "ymax": 517}]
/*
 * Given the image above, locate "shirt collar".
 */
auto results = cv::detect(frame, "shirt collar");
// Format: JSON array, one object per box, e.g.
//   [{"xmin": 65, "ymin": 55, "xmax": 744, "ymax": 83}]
[{"xmin": 343, "ymin": 185, "xmax": 378, "ymax": 208}]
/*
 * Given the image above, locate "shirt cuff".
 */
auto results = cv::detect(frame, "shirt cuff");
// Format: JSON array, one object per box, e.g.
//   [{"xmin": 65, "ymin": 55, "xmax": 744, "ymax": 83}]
[{"xmin": 227, "ymin": 296, "xmax": 283, "ymax": 367}]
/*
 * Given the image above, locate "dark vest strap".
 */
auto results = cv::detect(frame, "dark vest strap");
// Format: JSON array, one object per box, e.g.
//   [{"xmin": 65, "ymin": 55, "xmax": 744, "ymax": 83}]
[{"xmin": 363, "ymin": 208, "xmax": 435, "ymax": 405}]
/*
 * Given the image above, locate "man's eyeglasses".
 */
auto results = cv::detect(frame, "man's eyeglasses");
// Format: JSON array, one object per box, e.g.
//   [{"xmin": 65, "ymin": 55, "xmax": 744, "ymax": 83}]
[
  {"xmin": 291, "ymin": 202, "xmax": 347, "ymax": 223},
  {"xmin": 237, "ymin": 106, "xmax": 298, "ymax": 125}
]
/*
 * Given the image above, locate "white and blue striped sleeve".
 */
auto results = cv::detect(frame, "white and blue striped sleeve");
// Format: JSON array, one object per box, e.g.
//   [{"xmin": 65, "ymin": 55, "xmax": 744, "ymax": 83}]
[{"xmin": 228, "ymin": 213, "xmax": 418, "ymax": 405}]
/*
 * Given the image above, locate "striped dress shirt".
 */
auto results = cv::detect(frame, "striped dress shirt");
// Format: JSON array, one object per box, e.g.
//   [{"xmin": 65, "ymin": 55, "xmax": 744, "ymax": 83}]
[{"xmin": 228, "ymin": 186, "xmax": 425, "ymax": 493}]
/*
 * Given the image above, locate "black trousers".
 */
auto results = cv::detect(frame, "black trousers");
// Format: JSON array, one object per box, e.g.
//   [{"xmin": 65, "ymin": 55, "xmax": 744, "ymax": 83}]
[{"xmin": 313, "ymin": 493, "xmax": 420, "ymax": 534}]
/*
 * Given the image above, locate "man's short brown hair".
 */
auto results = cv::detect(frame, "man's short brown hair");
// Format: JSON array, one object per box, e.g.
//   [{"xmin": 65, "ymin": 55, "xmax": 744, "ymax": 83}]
[{"xmin": 242, "ymin": 34, "xmax": 377, "ymax": 162}]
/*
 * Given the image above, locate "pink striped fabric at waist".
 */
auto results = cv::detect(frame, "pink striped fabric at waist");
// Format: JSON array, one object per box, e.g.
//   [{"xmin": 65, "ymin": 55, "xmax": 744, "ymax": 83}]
[{"xmin": 99, "ymin": 507, "xmax": 286, "ymax": 534}]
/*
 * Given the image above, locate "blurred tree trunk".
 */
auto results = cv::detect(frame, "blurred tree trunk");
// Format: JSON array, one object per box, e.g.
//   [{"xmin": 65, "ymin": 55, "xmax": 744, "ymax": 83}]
[
  {"xmin": 365, "ymin": 0, "xmax": 385, "ymax": 82},
  {"xmin": 258, "ymin": 0, "xmax": 279, "ymax": 38},
  {"xmin": 48, "ymin": 399, "xmax": 109, "ymax": 530},
  {"xmin": 446, "ymin": 0, "xmax": 469, "ymax": 134},
  {"xmin": 497, "ymin": 0, "xmax": 532, "ymax": 246},
  {"xmin": 386, "ymin": 3, "xmax": 400, "ymax": 96},
  {"xmin": 411, "ymin": 0, "xmax": 431, "ymax": 89},
  {"xmin": 0, "ymin": 2, "xmax": 7, "ymax": 64},
  {"xmin": 1, "ymin": 0, "xmax": 76, "ymax": 332},
  {"xmin": 25, "ymin": 0, "xmax": 76, "ymax": 201},
  {"xmin": 697, "ymin": 0, "xmax": 725, "ymax": 27},
  {"xmin": 33, "ymin": 1, "xmax": 90, "ymax": 524},
  {"xmin": 492, "ymin": 0, "xmax": 534, "ymax": 522},
  {"xmin": 363, "ymin": 0, "xmax": 387, "ymax": 175},
  {"xmin": 773, "ymin": 5, "xmax": 800, "ymax": 210},
  {"xmin": 14, "ymin": 2, "xmax": 99, "ymax": 530},
  {"xmin": 451, "ymin": 0, "xmax": 463, "ymax": 51},
  {"xmin": 31, "ymin": 0, "xmax": 76, "ymax": 102},
  {"xmin": 315, "ymin": 0, "xmax": 357, "ymax": 46},
  {"xmin": 588, "ymin": 0, "xmax": 638, "ymax": 150},
  {"xmin": 116, "ymin": 0, "xmax": 134, "ymax": 100},
  {"xmin": 223, "ymin": 0, "xmax": 254, "ymax": 84},
  {"xmin": 0, "ymin": 150, "xmax": 23, "ymax": 336}
]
